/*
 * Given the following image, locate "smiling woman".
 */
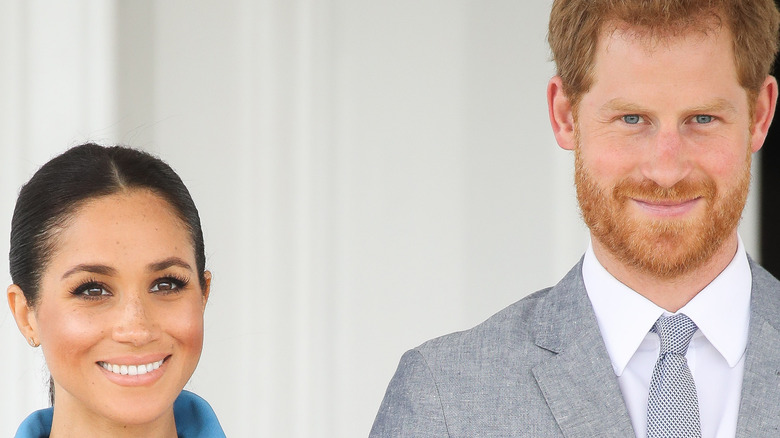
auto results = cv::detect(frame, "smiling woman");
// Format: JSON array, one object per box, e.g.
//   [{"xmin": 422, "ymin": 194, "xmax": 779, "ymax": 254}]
[{"xmin": 6, "ymin": 144, "xmax": 225, "ymax": 438}]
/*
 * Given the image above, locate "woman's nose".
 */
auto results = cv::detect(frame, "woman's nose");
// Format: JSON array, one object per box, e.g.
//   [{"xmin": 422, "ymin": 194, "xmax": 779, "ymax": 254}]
[{"xmin": 111, "ymin": 294, "xmax": 160, "ymax": 346}]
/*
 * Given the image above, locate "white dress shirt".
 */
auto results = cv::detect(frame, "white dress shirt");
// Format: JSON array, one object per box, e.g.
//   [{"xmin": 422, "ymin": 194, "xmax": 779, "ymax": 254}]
[{"xmin": 583, "ymin": 237, "xmax": 752, "ymax": 438}]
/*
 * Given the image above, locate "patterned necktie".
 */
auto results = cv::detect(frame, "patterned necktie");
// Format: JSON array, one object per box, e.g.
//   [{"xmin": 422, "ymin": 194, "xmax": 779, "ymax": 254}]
[{"xmin": 646, "ymin": 313, "xmax": 701, "ymax": 438}]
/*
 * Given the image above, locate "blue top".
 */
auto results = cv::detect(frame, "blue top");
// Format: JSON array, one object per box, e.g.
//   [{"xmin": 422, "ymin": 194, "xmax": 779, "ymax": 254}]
[{"xmin": 14, "ymin": 390, "xmax": 226, "ymax": 438}]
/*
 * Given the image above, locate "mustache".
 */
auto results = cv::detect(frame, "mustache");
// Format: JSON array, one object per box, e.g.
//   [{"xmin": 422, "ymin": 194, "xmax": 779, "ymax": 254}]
[{"xmin": 612, "ymin": 177, "xmax": 717, "ymax": 203}]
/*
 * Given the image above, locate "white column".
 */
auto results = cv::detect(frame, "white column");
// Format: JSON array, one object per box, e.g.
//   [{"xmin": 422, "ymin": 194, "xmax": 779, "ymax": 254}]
[{"xmin": 0, "ymin": 1, "xmax": 118, "ymax": 436}]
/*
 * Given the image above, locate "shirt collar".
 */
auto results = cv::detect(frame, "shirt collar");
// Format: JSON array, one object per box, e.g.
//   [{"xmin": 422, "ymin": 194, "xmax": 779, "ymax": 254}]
[
  {"xmin": 583, "ymin": 236, "xmax": 751, "ymax": 376},
  {"xmin": 679, "ymin": 237, "xmax": 751, "ymax": 367}
]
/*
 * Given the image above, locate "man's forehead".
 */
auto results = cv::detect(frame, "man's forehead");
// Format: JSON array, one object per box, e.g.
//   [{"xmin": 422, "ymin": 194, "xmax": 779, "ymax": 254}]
[
  {"xmin": 581, "ymin": 18, "xmax": 747, "ymax": 114},
  {"xmin": 599, "ymin": 15, "xmax": 725, "ymax": 52}
]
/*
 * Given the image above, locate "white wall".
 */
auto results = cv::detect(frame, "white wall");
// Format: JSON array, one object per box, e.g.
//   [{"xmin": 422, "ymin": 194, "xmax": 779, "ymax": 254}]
[{"xmin": 0, "ymin": 1, "xmax": 761, "ymax": 437}]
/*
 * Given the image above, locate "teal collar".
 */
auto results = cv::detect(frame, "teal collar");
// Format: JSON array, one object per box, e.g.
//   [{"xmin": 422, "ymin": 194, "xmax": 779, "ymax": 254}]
[{"xmin": 15, "ymin": 390, "xmax": 225, "ymax": 438}]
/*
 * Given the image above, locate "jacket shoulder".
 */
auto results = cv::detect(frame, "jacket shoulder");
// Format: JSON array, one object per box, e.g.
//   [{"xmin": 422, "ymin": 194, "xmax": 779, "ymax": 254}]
[
  {"xmin": 415, "ymin": 286, "xmax": 551, "ymax": 360},
  {"xmin": 749, "ymin": 259, "xmax": 780, "ymax": 324},
  {"xmin": 370, "ymin": 262, "xmax": 590, "ymax": 436},
  {"xmin": 369, "ymin": 287, "xmax": 563, "ymax": 437}
]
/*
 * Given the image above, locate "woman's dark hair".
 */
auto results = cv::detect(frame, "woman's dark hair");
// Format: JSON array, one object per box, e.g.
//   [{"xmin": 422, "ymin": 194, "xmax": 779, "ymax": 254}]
[
  {"xmin": 10, "ymin": 143, "xmax": 207, "ymax": 306},
  {"xmin": 9, "ymin": 143, "xmax": 207, "ymax": 405}
]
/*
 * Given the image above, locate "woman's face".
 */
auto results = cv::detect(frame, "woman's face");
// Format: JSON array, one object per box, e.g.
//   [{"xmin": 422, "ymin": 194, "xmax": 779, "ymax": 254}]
[{"xmin": 26, "ymin": 189, "xmax": 209, "ymax": 426}]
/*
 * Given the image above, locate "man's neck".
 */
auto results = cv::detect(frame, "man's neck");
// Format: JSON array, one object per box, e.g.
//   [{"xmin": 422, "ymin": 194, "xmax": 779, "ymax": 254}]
[{"xmin": 591, "ymin": 232, "xmax": 740, "ymax": 312}]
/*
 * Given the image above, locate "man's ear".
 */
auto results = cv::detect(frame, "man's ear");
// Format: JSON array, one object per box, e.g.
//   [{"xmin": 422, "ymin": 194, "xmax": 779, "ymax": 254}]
[
  {"xmin": 750, "ymin": 75, "xmax": 779, "ymax": 153},
  {"xmin": 201, "ymin": 271, "xmax": 212, "ymax": 311},
  {"xmin": 7, "ymin": 284, "xmax": 39, "ymax": 346},
  {"xmin": 548, "ymin": 76, "xmax": 577, "ymax": 151}
]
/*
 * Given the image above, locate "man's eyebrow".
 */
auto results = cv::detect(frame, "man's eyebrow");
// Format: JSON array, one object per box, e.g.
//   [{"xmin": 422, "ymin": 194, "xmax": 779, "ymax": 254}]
[
  {"xmin": 685, "ymin": 98, "xmax": 737, "ymax": 114},
  {"xmin": 61, "ymin": 264, "xmax": 117, "ymax": 280},
  {"xmin": 600, "ymin": 99, "xmax": 648, "ymax": 114},
  {"xmin": 148, "ymin": 257, "xmax": 193, "ymax": 272},
  {"xmin": 600, "ymin": 98, "xmax": 738, "ymax": 114}
]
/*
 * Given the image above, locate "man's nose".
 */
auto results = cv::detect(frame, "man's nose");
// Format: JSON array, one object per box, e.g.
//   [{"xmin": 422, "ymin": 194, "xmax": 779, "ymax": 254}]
[
  {"xmin": 111, "ymin": 294, "xmax": 160, "ymax": 346},
  {"xmin": 639, "ymin": 128, "xmax": 693, "ymax": 188}
]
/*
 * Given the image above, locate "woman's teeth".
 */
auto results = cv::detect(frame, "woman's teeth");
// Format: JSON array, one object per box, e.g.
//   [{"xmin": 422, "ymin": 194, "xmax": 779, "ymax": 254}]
[{"xmin": 98, "ymin": 359, "xmax": 164, "ymax": 376}]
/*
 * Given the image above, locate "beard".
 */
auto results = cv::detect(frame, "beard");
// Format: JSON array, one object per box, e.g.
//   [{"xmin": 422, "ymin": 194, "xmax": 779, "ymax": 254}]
[{"xmin": 575, "ymin": 148, "xmax": 751, "ymax": 279}]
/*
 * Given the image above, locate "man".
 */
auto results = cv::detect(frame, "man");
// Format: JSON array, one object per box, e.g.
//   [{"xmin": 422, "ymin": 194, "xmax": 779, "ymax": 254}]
[{"xmin": 370, "ymin": 0, "xmax": 780, "ymax": 436}]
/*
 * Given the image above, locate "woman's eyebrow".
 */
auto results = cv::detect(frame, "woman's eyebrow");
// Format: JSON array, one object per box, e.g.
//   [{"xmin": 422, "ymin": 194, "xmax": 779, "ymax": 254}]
[
  {"xmin": 61, "ymin": 264, "xmax": 117, "ymax": 280},
  {"xmin": 148, "ymin": 257, "xmax": 193, "ymax": 272},
  {"xmin": 60, "ymin": 258, "xmax": 193, "ymax": 279}
]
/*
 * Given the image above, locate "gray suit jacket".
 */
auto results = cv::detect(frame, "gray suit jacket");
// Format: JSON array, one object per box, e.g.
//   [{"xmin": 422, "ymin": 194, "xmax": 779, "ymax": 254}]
[{"xmin": 370, "ymin": 259, "xmax": 780, "ymax": 437}]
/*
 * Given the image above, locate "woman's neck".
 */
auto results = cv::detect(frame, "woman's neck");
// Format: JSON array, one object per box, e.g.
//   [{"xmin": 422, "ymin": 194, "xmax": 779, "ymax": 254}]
[{"xmin": 49, "ymin": 395, "xmax": 178, "ymax": 438}]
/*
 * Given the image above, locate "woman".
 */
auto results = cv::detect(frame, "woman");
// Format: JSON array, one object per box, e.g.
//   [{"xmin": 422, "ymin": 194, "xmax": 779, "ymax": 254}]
[{"xmin": 7, "ymin": 144, "xmax": 225, "ymax": 437}]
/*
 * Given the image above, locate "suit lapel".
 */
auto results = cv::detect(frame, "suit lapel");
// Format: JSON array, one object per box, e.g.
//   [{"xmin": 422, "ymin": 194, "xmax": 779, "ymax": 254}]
[
  {"xmin": 735, "ymin": 261, "xmax": 780, "ymax": 437},
  {"xmin": 530, "ymin": 263, "xmax": 635, "ymax": 437}
]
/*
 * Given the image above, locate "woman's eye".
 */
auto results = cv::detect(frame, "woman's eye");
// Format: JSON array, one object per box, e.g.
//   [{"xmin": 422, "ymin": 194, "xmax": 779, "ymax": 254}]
[
  {"xmin": 84, "ymin": 287, "xmax": 108, "ymax": 296},
  {"xmin": 693, "ymin": 115, "xmax": 714, "ymax": 124},
  {"xmin": 622, "ymin": 114, "xmax": 643, "ymax": 125},
  {"xmin": 150, "ymin": 278, "xmax": 185, "ymax": 293},
  {"xmin": 73, "ymin": 283, "xmax": 110, "ymax": 298}
]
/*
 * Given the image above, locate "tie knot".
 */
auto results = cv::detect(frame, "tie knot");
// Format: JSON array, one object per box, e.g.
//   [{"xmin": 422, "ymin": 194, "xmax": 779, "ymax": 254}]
[{"xmin": 652, "ymin": 314, "xmax": 698, "ymax": 355}]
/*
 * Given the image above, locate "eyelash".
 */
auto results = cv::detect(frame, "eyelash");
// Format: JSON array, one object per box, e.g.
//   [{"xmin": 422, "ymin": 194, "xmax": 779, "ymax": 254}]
[
  {"xmin": 69, "ymin": 274, "xmax": 191, "ymax": 300},
  {"xmin": 151, "ymin": 275, "xmax": 190, "ymax": 294},
  {"xmin": 70, "ymin": 278, "xmax": 108, "ymax": 301}
]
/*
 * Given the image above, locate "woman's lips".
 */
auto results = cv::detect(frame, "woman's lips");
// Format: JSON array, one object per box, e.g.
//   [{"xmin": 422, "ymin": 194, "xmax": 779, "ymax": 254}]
[
  {"xmin": 96, "ymin": 355, "xmax": 171, "ymax": 386},
  {"xmin": 98, "ymin": 358, "xmax": 165, "ymax": 376}
]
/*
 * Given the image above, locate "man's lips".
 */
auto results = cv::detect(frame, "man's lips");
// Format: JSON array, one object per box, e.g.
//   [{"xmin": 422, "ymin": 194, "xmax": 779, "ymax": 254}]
[{"xmin": 631, "ymin": 197, "xmax": 703, "ymax": 216}]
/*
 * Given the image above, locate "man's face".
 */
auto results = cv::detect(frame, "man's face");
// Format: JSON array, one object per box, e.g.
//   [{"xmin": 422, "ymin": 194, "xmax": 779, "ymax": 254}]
[{"xmin": 572, "ymin": 24, "xmax": 757, "ymax": 278}]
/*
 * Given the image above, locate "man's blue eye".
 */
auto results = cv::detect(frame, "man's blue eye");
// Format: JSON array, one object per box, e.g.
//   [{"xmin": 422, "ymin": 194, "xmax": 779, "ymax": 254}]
[
  {"xmin": 694, "ymin": 115, "xmax": 714, "ymax": 124},
  {"xmin": 622, "ymin": 115, "xmax": 641, "ymax": 124}
]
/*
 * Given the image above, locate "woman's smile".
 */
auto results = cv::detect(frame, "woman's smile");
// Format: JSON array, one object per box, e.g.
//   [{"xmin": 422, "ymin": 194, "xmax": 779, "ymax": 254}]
[
  {"xmin": 97, "ymin": 356, "xmax": 170, "ymax": 386},
  {"xmin": 98, "ymin": 357, "xmax": 166, "ymax": 376}
]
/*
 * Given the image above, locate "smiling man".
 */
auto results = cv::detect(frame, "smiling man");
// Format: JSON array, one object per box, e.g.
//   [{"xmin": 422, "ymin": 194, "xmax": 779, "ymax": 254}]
[{"xmin": 370, "ymin": 1, "xmax": 780, "ymax": 437}]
